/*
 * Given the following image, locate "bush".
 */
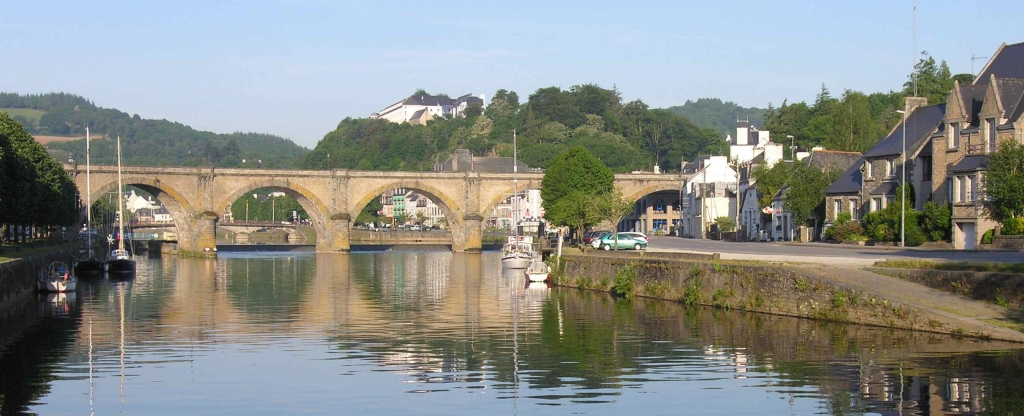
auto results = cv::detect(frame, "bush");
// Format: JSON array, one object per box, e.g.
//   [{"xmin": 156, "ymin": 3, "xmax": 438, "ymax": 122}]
[
  {"xmin": 612, "ymin": 263, "xmax": 637, "ymax": 298},
  {"xmin": 905, "ymin": 223, "xmax": 927, "ymax": 247},
  {"xmin": 920, "ymin": 202, "xmax": 951, "ymax": 241},
  {"xmin": 832, "ymin": 221, "xmax": 864, "ymax": 242},
  {"xmin": 982, "ymin": 229, "xmax": 995, "ymax": 244},
  {"xmin": 1002, "ymin": 218, "xmax": 1024, "ymax": 236},
  {"xmin": 713, "ymin": 216, "xmax": 736, "ymax": 232},
  {"xmin": 834, "ymin": 212, "xmax": 852, "ymax": 227}
]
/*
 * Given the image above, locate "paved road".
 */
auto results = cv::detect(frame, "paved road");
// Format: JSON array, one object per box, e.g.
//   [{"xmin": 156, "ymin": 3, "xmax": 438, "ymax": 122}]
[{"xmin": 646, "ymin": 236, "xmax": 1023, "ymax": 266}]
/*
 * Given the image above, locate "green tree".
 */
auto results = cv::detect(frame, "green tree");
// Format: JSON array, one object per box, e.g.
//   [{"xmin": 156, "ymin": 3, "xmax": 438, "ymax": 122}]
[
  {"xmin": 541, "ymin": 146, "xmax": 614, "ymax": 241},
  {"xmin": 593, "ymin": 189, "xmax": 635, "ymax": 250},
  {"xmin": 903, "ymin": 51, "xmax": 953, "ymax": 105},
  {"xmin": 355, "ymin": 198, "xmax": 383, "ymax": 225},
  {"xmin": 983, "ymin": 141, "xmax": 1024, "ymax": 221},
  {"xmin": 784, "ymin": 163, "xmax": 842, "ymax": 228}
]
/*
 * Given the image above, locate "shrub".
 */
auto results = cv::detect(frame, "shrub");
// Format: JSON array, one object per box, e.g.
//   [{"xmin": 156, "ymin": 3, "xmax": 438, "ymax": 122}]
[
  {"xmin": 612, "ymin": 263, "xmax": 637, "ymax": 298},
  {"xmin": 834, "ymin": 212, "xmax": 852, "ymax": 227},
  {"xmin": 920, "ymin": 202, "xmax": 951, "ymax": 241},
  {"xmin": 832, "ymin": 221, "xmax": 864, "ymax": 242},
  {"xmin": 1002, "ymin": 217, "xmax": 1024, "ymax": 236},
  {"xmin": 981, "ymin": 229, "xmax": 995, "ymax": 244},
  {"xmin": 714, "ymin": 216, "xmax": 736, "ymax": 232}
]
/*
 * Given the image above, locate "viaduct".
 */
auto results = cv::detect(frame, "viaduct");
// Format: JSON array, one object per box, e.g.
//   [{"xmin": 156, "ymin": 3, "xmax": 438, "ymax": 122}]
[{"xmin": 62, "ymin": 163, "xmax": 686, "ymax": 253}]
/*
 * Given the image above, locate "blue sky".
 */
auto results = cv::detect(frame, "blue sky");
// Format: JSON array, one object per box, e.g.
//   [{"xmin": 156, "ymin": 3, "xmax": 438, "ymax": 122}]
[{"xmin": 3, "ymin": 1, "xmax": 1021, "ymax": 148}]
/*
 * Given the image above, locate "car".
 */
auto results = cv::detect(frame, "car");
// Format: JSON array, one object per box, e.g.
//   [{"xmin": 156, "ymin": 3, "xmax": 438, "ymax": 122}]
[
  {"xmin": 618, "ymin": 231, "xmax": 648, "ymax": 243},
  {"xmin": 591, "ymin": 233, "xmax": 647, "ymax": 251},
  {"xmin": 582, "ymin": 230, "xmax": 611, "ymax": 245}
]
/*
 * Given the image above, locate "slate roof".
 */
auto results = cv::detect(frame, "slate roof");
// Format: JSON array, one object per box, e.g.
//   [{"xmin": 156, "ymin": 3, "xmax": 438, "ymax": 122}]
[
  {"xmin": 864, "ymin": 104, "xmax": 946, "ymax": 158},
  {"xmin": 454, "ymin": 94, "xmax": 483, "ymax": 106},
  {"xmin": 403, "ymin": 94, "xmax": 456, "ymax": 106},
  {"xmin": 994, "ymin": 78, "xmax": 1024, "ymax": 121},
  {"xmin": 976, "ymin": 42, "xmax": 1024, "ymax": 84},
  {"xmin": 804, "ymin": 149, "xmax": 863, "ymax": 173},
  {"xmin": 950, "ymin": 155, "xmax": 989, "ymax": 173},
  {"xmin": 824, "ymin": 157, "xmax": 864, "ymax": 195},
  {"xmin": 958, "ymin": 84, "xmax": 988, "ymax": 125}
]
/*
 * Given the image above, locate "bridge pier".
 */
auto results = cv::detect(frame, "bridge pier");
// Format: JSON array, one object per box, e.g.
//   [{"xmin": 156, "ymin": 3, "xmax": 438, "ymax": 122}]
[
  {"xmin": 454, "ymin": 213, "xmax": 484, "ymax": 253},
  {"xmin": 323, "ymin": 213, "xmax": 351, "ymax": 253},
  {"xmin": 178, "ymin": 212, "xmax": 218, "ymax": 254}
]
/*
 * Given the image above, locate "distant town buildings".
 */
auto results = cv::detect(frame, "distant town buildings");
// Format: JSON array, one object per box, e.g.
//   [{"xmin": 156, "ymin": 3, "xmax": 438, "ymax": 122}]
[{"xmin": 372, "ymin": 93, "xmax": 485, "ymax": 125}]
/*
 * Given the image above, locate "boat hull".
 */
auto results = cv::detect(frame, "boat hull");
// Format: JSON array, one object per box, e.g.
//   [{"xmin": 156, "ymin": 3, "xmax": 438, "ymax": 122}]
[
  {"xmin": 501, "ymin": 255, "xmax": 532, "ymax": 270},
  {"xmin": 526, "ymin": 271, "xmax": 548, "ymax": 282},
  {"xmin": 38, "ymin": 279, "xmax": 77, "ymax": 292},
  {"xmin": 75, "ymin": 259, "xmax": 105, "ymax": 275},
  {"xmin": 105, "ymin": 259, "xmax": 136, "ymax": 274}
]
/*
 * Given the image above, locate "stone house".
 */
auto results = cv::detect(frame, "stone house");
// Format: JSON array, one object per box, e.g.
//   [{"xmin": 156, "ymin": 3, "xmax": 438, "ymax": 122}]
[
  {"xmin": 928, "ymin": 42, "xmax": 1024, "ymax": 249},
  {"xmin": 824, "ymin": 101, "xmax": 945, "ymax": 229},
  {"xmin": 773, "ymin": 149, "xmax": 862, "ymax": 241}
]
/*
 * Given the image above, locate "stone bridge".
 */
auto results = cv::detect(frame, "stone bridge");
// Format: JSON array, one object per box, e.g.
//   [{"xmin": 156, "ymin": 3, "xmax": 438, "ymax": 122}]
[{"xmin": 63, "ymin": 163, "xmax": 685, "ymax": 253}]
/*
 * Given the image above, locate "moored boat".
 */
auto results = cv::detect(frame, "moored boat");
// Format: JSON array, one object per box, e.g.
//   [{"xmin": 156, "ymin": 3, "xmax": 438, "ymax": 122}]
[
  {"xmin": 525, "ymin": 257, "xmax": 550, "ymax": 282},
  {"xmin": 105, "ymin": 135, "xmax": 136, "ymax": 276},
  {"xmin": 38, "ymin": 261, "xmax": 77, "ymax": 292}
]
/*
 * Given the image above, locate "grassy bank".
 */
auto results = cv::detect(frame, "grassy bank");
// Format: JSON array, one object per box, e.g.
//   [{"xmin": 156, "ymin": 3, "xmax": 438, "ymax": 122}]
[
  {"xmin": 0, "ymin": 241, "xmax": 80, "ymax": 264},
  {"xmin": 874, "ymin": 259, "xmax": 1024, "ymax": 273}
]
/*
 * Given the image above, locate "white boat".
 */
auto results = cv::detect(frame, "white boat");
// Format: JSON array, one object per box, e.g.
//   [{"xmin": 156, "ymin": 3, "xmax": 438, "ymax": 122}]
[
  {"xmin": 38, "ymin": 261, "xmax": 77, "ymax": 292},
  {"xmin": 105, "ymin": 135, "xmax": 136, "ymax": 275},
  {"xmin": 501, "ymin": 129, "xmax": 535, "ymax": 270},
  {"xmin": 525, "ymin": 257, "xmax": 550, "ymax": 282}
]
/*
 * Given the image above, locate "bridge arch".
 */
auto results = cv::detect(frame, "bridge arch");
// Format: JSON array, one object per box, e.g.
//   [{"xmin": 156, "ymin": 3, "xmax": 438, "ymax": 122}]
[
  {"xmin": 479, "ymin": 178, "xmax": 544, "ymax": 227},
  {"xmin": 214, "ymin": 179, "xmax": 333, "ymax": 249},
  {"xmin": 86, "ymin": 176, "xmax": 197, "ymax": 243},
  {"xmin": 349, "ymin": 182, "xmax": 466, "ymax": 248}
]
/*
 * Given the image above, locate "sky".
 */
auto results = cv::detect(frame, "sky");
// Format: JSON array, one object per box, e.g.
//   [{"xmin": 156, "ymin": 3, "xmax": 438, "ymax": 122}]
[{"xmin": 3, "ymin": 0, "xmax": 1022, "ymax": 148}]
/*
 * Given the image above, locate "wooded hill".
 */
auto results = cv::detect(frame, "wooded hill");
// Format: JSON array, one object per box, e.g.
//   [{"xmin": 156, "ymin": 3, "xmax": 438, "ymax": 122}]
[
  {"xmin": 663, "ymin": 98, "xmax": 765, "ymax": 135},
  {"xmin": 304, "ymin": 86, "xmax": 728, "ymax": 173},
  {"xmin": 0, "ymin": 93, "xmax": 308, "ymax": 168}
]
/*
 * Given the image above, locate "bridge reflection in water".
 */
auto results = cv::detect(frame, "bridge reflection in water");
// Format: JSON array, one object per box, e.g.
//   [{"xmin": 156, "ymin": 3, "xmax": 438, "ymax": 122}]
[{"xmin": 2, "ymin": 252, "xmax": 1023, "ymax": 414}]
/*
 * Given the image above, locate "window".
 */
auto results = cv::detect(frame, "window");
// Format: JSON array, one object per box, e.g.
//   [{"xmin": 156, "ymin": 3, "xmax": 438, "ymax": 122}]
[
  {"xmin": 887, "ymin": 159, "xmax": 896, "ymax": 177},
  {"xmin": 654, "ymin": 199, "xmax": 666, "ymax": 214},
  {"xmin": 833, "ymin": 199, "xmax": 841, "ymax": 220},
  {"xmin": 849, "ymin": 200, "xmax": 858, "ymax": 220},
  {"xmin": 864, "ymin": 161, "xmax": 873, "ymax": 178},
  {"xmin": 653, "ymin": 219, "xmax": 667, "ymax": 230},
  {"xmin": 953, "ymin": 176, "xmax": 962, "ymax": 202},
  {"xmin": 871, "ymin": 197, "xmax": 882, "ymax": 212},
  {"xmin": 988, "ymin": 118, "xmax": 997, "ymax": 152},
  {"xmin": 950, "ymin": 122, "xmax": 961, "ymax": 149},
  {"xmin": 969, "ymin": 175, "xmax": 978, "ymax": 202},
  {"xmin": 921, "ymin": 156, "xmax": 932, "ymax": 181}
]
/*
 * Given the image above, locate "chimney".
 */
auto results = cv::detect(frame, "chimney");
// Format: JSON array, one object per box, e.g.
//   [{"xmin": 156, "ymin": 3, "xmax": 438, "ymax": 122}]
[{"xmin": 904, "ymin": 96, "xmax": 928, "ymax": 115}]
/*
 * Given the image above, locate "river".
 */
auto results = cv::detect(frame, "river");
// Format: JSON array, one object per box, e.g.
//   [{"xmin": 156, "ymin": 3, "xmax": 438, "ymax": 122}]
[{"xmin": 1, "ymin": 251, "xmax": 1023, "ymax": 415}]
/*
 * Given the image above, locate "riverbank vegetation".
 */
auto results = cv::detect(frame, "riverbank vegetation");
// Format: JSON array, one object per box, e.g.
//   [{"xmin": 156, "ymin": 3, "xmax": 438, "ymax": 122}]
[
  {"xmin": 0, "ymin": 113, "xmax": 78, "ymax": 244},
  {"xmin": 873, "ymin": 259, "xmax": 1024, "ymax": 274}
]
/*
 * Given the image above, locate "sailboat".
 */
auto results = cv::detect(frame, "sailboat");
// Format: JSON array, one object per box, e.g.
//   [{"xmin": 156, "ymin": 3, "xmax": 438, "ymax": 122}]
[
  {"xmin": 75, "ymin": 126, "xmax": 104, "ymax": 274},
  {"xmin": 501, "ymin": 129, "xmax": 534, "ymax": 270},
  {"xmin": 105, "ymin": 135, "xmax": 136, "ymax": 274}
]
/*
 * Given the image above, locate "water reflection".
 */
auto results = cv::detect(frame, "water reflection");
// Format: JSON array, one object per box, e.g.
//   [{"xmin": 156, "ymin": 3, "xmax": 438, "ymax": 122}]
[{"xmin": 0, "ymin": 252, "xmax": 1022, "ymax": 415}]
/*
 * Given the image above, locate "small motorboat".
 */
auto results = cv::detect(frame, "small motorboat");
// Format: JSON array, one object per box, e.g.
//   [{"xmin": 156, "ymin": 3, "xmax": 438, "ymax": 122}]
[
  {"xmin": 525, "ymin": 257, "xmax": 550, "ymax": 282},
  {"xmin": 38, "ymin": 261, "xmax": 77, "ymax": 292}
]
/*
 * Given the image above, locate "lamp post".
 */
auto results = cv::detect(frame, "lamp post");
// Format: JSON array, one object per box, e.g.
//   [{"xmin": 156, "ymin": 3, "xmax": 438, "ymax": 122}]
[
  {"xmin": 896, "ymin": 109, "xmax": 907, "ymax": 248},
  {"xmin": 786, "ymin": 135, "xmax": 795, "ymax": 161}
]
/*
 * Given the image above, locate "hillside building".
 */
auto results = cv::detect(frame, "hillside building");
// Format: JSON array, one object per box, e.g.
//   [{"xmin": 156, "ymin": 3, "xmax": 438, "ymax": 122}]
[{"xmin": 372, "ymin": 93, "xmax": 485, "ymax": 125}]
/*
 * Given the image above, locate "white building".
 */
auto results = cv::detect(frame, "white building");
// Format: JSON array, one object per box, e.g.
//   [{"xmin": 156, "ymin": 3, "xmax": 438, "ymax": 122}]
[
  {"xmin": 681, "ymin": 156, "xmax": 738, "ymax": 238},
  {"xmin": 372, "ymin": 93, "xmax": 485, "ymax": 125}
]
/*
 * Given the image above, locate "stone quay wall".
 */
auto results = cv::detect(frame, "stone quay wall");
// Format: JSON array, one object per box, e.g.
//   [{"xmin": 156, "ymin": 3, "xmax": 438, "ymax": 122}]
[{"xmin": 556, "ymin": 254, "xmax": 1022, "ymax": 342}]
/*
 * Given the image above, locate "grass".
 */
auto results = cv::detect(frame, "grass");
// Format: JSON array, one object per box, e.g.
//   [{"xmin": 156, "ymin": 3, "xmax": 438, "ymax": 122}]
[
  {"xmin": 0, "ymin": 241, "xmax": 79, "ymax": 263},
  {"xmin": 874, "ymin": 259, "xmax": 1024, "ymax": 273},
  {"xmin": 0, "ymin": 108, "xmax": 46, "ymax": 126}
]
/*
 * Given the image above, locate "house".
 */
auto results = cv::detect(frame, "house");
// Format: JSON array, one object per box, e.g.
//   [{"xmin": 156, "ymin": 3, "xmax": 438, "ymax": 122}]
[
  {"xmin": 619, "ymin": 190, "xmax": 681, "ymax": 235},
  {"xmin": 153, "ymin": 207, "xmax": 173, "ymax": 223},
  {"xmin": 774, "ymin": 149, "xmax": 862, "ymax": 241},
  {"xmin": 928, "ymin": 42, "xmax": 1024, "ymax": 249},
  {"xmin": 738, "ymin": 184, "xmax": 766, "ymax": 241},
  {"xmin": 372, "ymin": 93, "xmax": 485, "ymax": 125},
  {"xmin": 680, "ymin": 156, "xmax": 738, "ymax": 239},
  {"xmin": 434, "ymin": 149, "xmax": 530, "ymax": 173}
]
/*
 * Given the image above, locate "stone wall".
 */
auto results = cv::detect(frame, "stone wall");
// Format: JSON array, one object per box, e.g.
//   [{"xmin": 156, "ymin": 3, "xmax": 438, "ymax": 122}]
[
  {"xmin": 0, "ymin": 249, "xmax": 75, "ymax": 312},
  {"xmin": 992, "ymin": 236, "xmax": 1024, "ymax": 250},
  {"xmin": 555, "ymin": 254, "xmax": 1022, "ymax": 342}
]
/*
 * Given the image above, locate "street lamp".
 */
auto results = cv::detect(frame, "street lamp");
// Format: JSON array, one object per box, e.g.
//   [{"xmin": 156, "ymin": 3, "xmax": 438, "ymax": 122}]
[
  {"xmin": 896, "ymin": 109, "xmax": 907, "ymax": 248},
  {"xmin": 785, "ymin": 135, "xmax": 795, "ymax": 161}
]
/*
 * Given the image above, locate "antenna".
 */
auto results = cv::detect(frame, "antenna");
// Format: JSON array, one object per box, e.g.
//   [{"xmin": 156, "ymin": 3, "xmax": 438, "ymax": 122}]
[
  {"xmin": 971, "ymin": 54, "xmax": 990, "ymax": 75},
  {"xmin": 912, "ymin": 0, "xmax": 917, "ymax": 97}
]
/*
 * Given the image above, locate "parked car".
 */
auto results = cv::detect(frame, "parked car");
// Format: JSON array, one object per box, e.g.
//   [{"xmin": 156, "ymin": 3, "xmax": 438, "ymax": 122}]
[
  {"xmin": 592, "ymin": 233, "xmax": 648, "ymax": 250},
  {"xmin": 617, "ymin": 231, "xmax": 648, "ymax": 243},
  {"xmin": 582, "ymin": 230, "xmax": 611, "ymax": 245}
]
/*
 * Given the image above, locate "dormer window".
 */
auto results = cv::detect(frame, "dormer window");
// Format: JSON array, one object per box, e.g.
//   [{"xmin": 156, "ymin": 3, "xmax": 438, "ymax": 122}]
[
  {"xmin": 987, "ymin": 118, "xmax": 997, "ymax": 152},
  {"xmin": 864, "ymin": 161, "xmax": 873, "ymax": 178},
  {"xmin": 949, "ymin": 122, "xmax": 961, "ymax": 149}
]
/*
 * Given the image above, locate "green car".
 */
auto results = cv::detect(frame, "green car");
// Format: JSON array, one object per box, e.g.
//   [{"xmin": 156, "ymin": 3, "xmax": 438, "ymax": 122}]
[{"xmin": 592, "ymin": 233, "xmax": 648, "ymax": 250}]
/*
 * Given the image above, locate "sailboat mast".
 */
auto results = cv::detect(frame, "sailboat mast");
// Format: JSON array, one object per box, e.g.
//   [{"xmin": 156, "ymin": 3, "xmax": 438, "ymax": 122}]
[
  {"xmin": 86, "ymin": 126, "xmax": 92, "ymax": 254},
  {"xmin": 512, "ymin": 129, "xmax": 518, "ymax": 238},
  {"xmin": 116, "ymin": 135, "xmax": 125, "ymax": 252}
]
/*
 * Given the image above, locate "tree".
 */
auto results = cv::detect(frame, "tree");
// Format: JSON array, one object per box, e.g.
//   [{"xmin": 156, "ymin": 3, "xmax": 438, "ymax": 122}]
[
  {"xmin": 904, "ymin": 52, "xmax": 953, "ymax": 105},
  {"xmin": 541, "ymin": 146, "xmax": 614, "ymax": 241},
  {"xmin": 751, "ymin": 161, "xmax": 794, "ymax": 215},
  {"xmin": 983, "ymin": 141, "xmax": 1024, "ymax": 221},
  {"xmin": 784, "ymin": 163, "xmax": 842, "ymax": 228},
  {"xmin": 593, "ymin": 189, "xmax": 635, "ymax": 250}
]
